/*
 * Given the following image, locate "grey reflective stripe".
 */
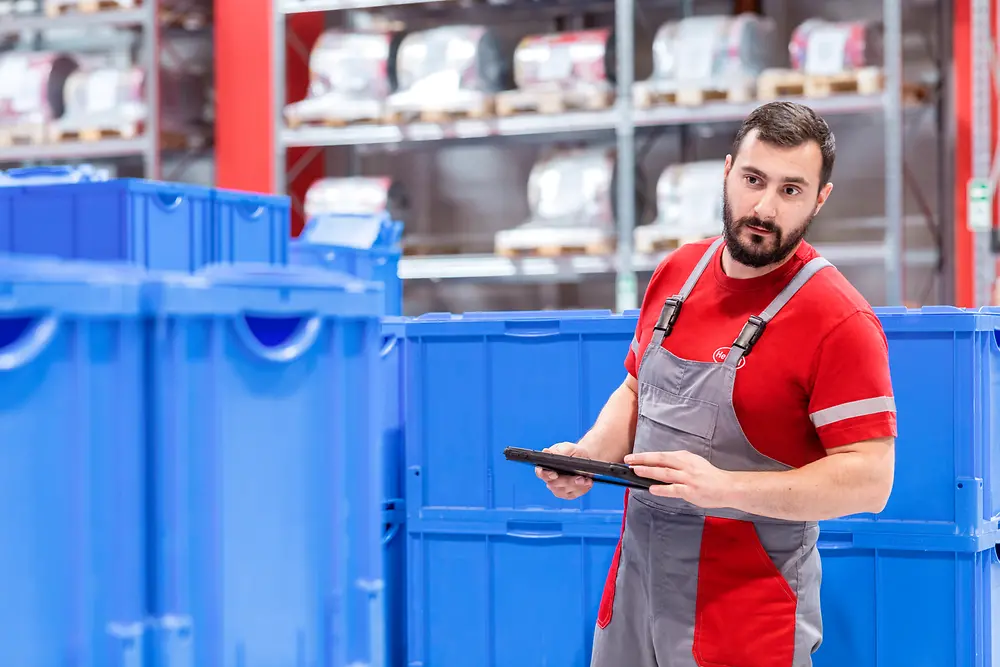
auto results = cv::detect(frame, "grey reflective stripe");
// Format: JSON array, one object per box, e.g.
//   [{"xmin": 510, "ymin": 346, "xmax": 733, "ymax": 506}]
[
  {"xmin": 678, "ymin": 237, "xmax": 725, "ymax": 300},
  {"xmin": 631, "ymin": 336, "xmax": 639, "ymax": 354},
  {"xmin": 758, "ymin": 257, "xmax": 833, "ymax": 323},
  {"xmin": 810, "ymin": 396, "xmax": 896, "ymax": 428}
]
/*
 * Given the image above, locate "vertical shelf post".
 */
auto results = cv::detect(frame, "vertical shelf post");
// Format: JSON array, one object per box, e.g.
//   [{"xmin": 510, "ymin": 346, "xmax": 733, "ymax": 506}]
[
  {"xmin": 614, "ymin": 0, "xmax": 636, "ymax": 312},
  {"xmin": 883, "ymin": 0, "xmax": 903, "ymax": 305}
]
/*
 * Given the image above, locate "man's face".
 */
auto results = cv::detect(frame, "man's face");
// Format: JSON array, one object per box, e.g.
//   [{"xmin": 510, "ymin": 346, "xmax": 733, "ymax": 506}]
[{"xmin": 722, "ymin": 129, "xmax": 833, "ymax": 268}]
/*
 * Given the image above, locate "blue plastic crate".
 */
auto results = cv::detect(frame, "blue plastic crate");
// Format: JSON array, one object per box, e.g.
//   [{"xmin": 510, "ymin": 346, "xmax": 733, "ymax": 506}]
[
  {"xmin": 380, "ymin": 317, "xmax": 408, "ymax": 667},
  {"xmin": 291, "ymin": 242, "xmax": 401, "ymax": 316},
  {"xmin": 212, "ymin": 188, "xmax": 290, "ymax": 265},
  {"xmin": 403, "ymin": 310, "xmax": 639, "ymax": 526},
  {"xmin": 819, "ymin": 306, "xmax": 1000, "ymax": 548},
  {"xmin": 146, "ymin": 264, "xmax": 386, "ymax": 667},
  {"xmin": 0, "ymin": 257, "xmax": 146, "ymax": 666},
  {"xmin": 0, "ymin": 178, "xmax": 213, "ymax": 271}
]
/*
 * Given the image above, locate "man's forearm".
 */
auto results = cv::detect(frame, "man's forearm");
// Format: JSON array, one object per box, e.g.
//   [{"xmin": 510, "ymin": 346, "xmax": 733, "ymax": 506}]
[
  {"xmin": 723, "ymin": 439, "xmax": 895, "ymax": 522},
  {"xmin": 578, "ymin": 377, "xmax": 638, "ymax": 464}
]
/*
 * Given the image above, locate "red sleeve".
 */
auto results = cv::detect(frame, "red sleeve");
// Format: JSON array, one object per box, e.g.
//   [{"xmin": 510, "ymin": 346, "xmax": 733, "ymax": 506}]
[
  {"xmin": 625, "ymin": 259, "xmax": 671, "ymax": 378},
  {"xmin": 807, "ymin": 311, "xmax": 897, "ymax": 449}
]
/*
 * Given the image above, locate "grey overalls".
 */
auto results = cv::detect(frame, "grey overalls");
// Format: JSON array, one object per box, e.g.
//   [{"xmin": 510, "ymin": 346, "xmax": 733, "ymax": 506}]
[{"xmin": 592, "ymin": 237, "xmax": 832, "ymax": 667}]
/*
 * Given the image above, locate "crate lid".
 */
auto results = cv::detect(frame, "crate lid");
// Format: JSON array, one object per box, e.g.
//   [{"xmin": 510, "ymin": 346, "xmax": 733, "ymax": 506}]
[
  {"xmin": 148, "ymin": 262, "xmax": 385, "ymax": 318},
  {"xmin": 404, "ymin": 309, "xmax": 640, "ymax": 337},
  {"xmin": 0, "ymin": 255, "xmax": 144, "ymax": 315},
  {"xmin": 874, "ymin": 305, "xmax": 1000, "ymax": 332}
]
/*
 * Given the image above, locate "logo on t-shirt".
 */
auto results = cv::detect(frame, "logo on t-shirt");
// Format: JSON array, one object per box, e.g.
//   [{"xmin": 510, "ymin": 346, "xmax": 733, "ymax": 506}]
[{"xmin": 713, "ymin": 346, "xmax": 747, "ymax": 369}]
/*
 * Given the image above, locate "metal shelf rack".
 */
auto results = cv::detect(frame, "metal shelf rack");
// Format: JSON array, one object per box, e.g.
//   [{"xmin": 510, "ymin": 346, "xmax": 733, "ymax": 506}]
[
  {"xmin": 270, "ymin": 0, "xmax": 948, "ymax": 310},
  {"xmin": 0, "ymin": 0, "xmax": 213, "ymax": 181}
]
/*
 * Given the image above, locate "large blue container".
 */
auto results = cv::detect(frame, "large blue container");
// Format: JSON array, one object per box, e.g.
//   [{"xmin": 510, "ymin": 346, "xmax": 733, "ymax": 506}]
[
  {"xmin": 380, "ymin": 317, "xmax": 408, "ymax": 667},
  {"xmin": 0, "ymin": 179, "xmax": 213, "ymax": 271},
  {"xmin": 0, "ymin": 257, "xmax": 146, "ymax": 667},
  {"xmin": 147, "ymin": 264, "xmax": 386, "ymax": 667},
  {"xmin": 402, "ymin": 310, "xmax": 636, "ymax": 666},
  {"xmin": 821, "ymin": 306, "xmax": 1000, "ymax": 548},
  {"xmin": 212, "ymin": 189, "xmax": 290, "ymax": 265}
]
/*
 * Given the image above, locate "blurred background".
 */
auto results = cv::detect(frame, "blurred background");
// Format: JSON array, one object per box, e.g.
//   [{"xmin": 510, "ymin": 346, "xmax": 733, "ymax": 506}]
[{"xmin": 0, "ymin": 0, "xmax": 982, "ymax": 315}]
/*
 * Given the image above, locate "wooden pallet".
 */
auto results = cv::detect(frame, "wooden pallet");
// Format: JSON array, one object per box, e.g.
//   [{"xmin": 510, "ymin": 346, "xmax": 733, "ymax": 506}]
[
  {"xmin": 286, "ymin": 114, "xmax": 389, "ymax": 130},
  {"xmin": 44, "ymin": 0, "xmax": 135, "ymax": 16},
  {"xmin": 635, "ymin": 235, "xmax": 711, "ymax": 254},
  {"xmin": 633, "ymin": 79, "xmax": 756, "ymax": 108},
  {"xmin": 50, "ymin": 123, "xmax": 139, "ymax": 143},
  {"xmin": 494, "ymin": 88, "xmax": 612, "ymax": 116},
  {"xmin": 0, "ymin": 124, "xmax": 47, "ymax": 147},
  {"xmin": 496, "ymin": 241, "xmax": 613, "ymax": 258},
  {"xmin": 756, "ymin": 66, "xmax": 886, "ymax": 100},
  {"xmin": 385, "ymin": 95, "xmax": 494, "ymax": 124}
]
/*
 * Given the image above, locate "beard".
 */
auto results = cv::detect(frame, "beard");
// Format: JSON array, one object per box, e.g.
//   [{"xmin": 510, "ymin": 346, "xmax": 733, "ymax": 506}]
[{"xmin": 721, "ymin": 184, "xmax": 814, "ymax": 269}]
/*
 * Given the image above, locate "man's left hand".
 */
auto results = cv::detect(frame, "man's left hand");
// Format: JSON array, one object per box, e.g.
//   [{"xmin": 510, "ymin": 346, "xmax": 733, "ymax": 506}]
[{"xmin": 624, "ymin": 450, "xmax": 734, "ymax": 509}]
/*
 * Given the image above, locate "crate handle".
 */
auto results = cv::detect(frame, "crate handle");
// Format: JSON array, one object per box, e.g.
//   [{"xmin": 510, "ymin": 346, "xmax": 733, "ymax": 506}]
[
  {"xmin": 380, "ymin": 333, "xmax": 398, "ymax": 358},
  {"xmin": 506, "ymin": 520, "xmax": 564, "ymax": 539},
  {"xmin": 382, "ymin": 522, "xmax": 401, "ymax": 545},
  {"xmin": 502, "ymin": 319, "xmax": 562, "ymax": 337},
  {"xmin": 233, "ymin": 313, "xmax": 322, "ymax": 362},
  {"xmin": 0, "ymin": 314, "xmax": 59, "ymax": 371},
  {"xmin": 237, "ymin": 202, "xmax": 266, "ymax": 219},
  {"xmin": 155, "ymin": 191, "xmax": 184, "ymax": 210}
]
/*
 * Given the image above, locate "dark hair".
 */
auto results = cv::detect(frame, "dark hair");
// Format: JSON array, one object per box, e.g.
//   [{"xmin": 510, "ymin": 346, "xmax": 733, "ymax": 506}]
[{"xmin": 732, "ymin": 101, "xmax": 836, "ymax": 187}]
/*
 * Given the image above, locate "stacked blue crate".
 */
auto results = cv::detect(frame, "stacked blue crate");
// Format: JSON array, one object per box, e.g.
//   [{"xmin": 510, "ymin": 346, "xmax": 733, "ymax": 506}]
[
  {"xmin": 290, "ymin": 211, "xmax": 403, "ymax": 316},
  {"xmin": 145, "ymin": 264, "xmax": 386, "ymax": 667},
  {"xmin": 0, "ymin": 257, "xmax": 147, "ymax": 666},
  {"xmin": 402, "ymin": 310, "xmax": 636, "ymax": 667},
  {"xmin": 402, "ymin": 307, "xmax": 1000, "ymax": 667},
  {"xmin": 0, "ymin": 166, "xmax": 290, "ymax": 271}
]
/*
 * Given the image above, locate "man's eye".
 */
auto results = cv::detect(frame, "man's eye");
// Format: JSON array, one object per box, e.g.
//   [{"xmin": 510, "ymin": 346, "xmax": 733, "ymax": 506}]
[
  {"xmin": 745, "ymin": 175, "xmax": 759, "ymax": 185},
  {"xmin": 784, "ymin": 186, "xmax": 800, "ymax": 196}
]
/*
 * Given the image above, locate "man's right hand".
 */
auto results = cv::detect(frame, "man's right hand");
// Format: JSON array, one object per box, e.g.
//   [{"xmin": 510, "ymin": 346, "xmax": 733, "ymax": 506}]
[{"xmin": 535, "ymin": 442, "xmax": 594, "ymax": 500}]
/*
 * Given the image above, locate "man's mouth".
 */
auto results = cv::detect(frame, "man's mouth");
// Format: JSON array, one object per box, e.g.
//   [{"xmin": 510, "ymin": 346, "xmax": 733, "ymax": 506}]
[{"xmin": 745, "ymin": 223, "xmax": 773, "ymax": 234}]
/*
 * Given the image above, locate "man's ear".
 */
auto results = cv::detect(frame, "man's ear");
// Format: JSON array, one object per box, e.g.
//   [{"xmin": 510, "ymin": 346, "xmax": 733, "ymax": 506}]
[
  {"xmin": 814, "ymin": 182, "xmax": 834, "ymax": 215},
  {"xmin": 724, "ymin": 154, "xmax": 733, "ymax": 178}
]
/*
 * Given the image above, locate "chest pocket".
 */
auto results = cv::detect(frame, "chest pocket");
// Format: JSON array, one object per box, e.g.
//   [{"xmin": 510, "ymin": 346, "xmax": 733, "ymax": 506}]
[{"xmin": 638, "ymin": 381, "xmax": 719, "ymax": 442}]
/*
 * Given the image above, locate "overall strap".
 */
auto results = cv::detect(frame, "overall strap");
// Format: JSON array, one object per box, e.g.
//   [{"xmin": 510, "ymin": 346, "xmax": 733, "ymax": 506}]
[
  {"xmin": 650, "ymin": 237, "xmax": 725, "ymax": 347},
  {"xmin": 725, "ymin": 256, "xmax": 833, "ymax": 366}
]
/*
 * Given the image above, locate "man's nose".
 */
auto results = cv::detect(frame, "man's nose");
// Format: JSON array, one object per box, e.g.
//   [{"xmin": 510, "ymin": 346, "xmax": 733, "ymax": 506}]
[{"xmin": 753, "ymin": 190, "xmax": 779, "ymax": 220}]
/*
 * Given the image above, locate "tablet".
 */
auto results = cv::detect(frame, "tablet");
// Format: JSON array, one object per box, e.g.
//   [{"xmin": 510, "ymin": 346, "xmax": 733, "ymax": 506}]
[{"xmin": 503, "ymin": 446, "xmax": 657, "ymax": 490}]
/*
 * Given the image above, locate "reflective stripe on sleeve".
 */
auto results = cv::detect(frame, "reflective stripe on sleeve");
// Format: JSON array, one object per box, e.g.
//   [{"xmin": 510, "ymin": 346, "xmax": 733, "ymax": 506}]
[{"xmin": 809, "ymin": 396, "xmax": 896, "ymax": 428}]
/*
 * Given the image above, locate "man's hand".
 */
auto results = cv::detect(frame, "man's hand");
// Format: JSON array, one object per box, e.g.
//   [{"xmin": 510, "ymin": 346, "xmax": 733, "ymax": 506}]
[
  {"xmin": 536, "ymin": 442, "xmax": 594, "ymax": 500},
  {"xmin": 624, "ymin": 450, "xmax": 734, "ymax": 508}
]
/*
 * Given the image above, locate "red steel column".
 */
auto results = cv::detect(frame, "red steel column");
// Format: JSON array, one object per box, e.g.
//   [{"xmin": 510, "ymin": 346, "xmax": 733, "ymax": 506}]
[
  {"xmin": 954, "ymin": 0, "xmax": 974, "ymax": 306},
  {"xmin": 215, "ymin": 0, "xmax": 324, "ymax": 236}
]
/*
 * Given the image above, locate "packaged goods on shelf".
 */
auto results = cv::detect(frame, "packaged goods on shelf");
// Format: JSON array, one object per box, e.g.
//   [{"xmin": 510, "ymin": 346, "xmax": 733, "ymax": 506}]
[
  {"xmin": 757, "ymin": 19, "xmax": 884, "ymax": 99},
  {"xmin": 495, "ymin": 147, "xmax": 619, "ymax": 257},
  {"xmin": 385, "ymin": 25, "xmax": 515, "ymax": 122},
  {"xmin": 0, "ymin": 0, "xmax": 38, "ymax": 16},
  {"xmin": 633, "ymin": 13, "xmax": 779, "ymax": 108},
  {"xmin": 304, "ymin": 176, "xmax": 409, "ymax": 224},
  {"xmin": 50, "ymin": 66, "xmax": 145, "ymax": 141},
  {"xmin": 0, "ymin": 52, "xmax": 78, "ymax": 144},
  {"xmin": 43, "ymin": 0, "xmax": 137, "ymax": 15},
  {"xmin": 634, "ymin": 160, "xmax": 724, "ymax": 254},
  {"xmin": 496, "ymin": 29, "xmax": 615, "ymax": 116},
  {"xmin": 284, "ymin": 29, "xmax": 405, "ymax": 128}
]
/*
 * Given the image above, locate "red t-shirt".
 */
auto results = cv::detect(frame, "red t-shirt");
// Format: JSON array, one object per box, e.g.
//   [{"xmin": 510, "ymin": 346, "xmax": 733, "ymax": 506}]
[{"xmin": 626, "ymin": 237, "xmax": 897, "ymax": 468}]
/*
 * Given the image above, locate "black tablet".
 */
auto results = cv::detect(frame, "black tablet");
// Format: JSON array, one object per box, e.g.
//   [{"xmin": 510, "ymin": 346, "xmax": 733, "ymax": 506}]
[{"xmin": 503, "ymin": 446, "xmax": 657, "ymax": 490}]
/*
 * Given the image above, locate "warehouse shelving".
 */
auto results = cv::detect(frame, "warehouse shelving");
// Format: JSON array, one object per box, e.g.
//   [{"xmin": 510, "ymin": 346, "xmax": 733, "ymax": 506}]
[
  {"xmin": 265, "ymin": 0, "xmax": 965, "ymax": 310},
  {"xmin": 0, "ymin": 0, "xmax": 213, "ymax": 182}
]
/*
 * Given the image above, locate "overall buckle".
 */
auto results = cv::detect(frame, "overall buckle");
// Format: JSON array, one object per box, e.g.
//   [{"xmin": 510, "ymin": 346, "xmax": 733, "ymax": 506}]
[
  {"xmin": 653, "ymin": 296, "xmax": 683, "ymax": 337},
  {"xmin": 733, "ymin": 315, "xmax": 766, "ymax": 356}
]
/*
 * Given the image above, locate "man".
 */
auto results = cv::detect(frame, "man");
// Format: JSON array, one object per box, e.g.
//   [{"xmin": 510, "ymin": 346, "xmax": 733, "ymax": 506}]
[{"xmin": 537, "ymin": 101, "xmax": 896, "ymax": 667}]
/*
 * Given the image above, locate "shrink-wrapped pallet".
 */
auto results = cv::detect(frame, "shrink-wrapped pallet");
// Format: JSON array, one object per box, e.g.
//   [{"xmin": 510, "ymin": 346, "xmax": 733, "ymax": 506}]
[
  {"xmin": 757, "ymin": 19, "xmax": 884, "ymax": 99},
  {"xmin": 284, "ymin": 29, "xmax": 404, "ymax": 128},
  {"xmin": 495, "ymin": 147, "xmax": 619, "ymax": 256},
  {"xmin": 50, "ymin": 66, "xmax": 145, "ymax": 140},
  {"xmin": 634, "ymin": 13, "xmax": 778, "ymax": 107},
  {"xmin": 44, "ymin": 0, "xmax": 138, "ymax": 15},
  {"xmin": 496, "ymin": 29, "xmax": 614, "ymax": 115},
  {"xmin": 634, "ymin": 160, "xmax": 724, "ymax": 253},
  {"xmin": 385, "ymin": 25, "xmax": 514, "ymax": 120},
  {"xmin": 304, "ymin": 176, "xmax": 409, "ymax": 222},
  {"xmin": 0, "ymin": 52, "xmax": 78, "ymax": 144}
]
